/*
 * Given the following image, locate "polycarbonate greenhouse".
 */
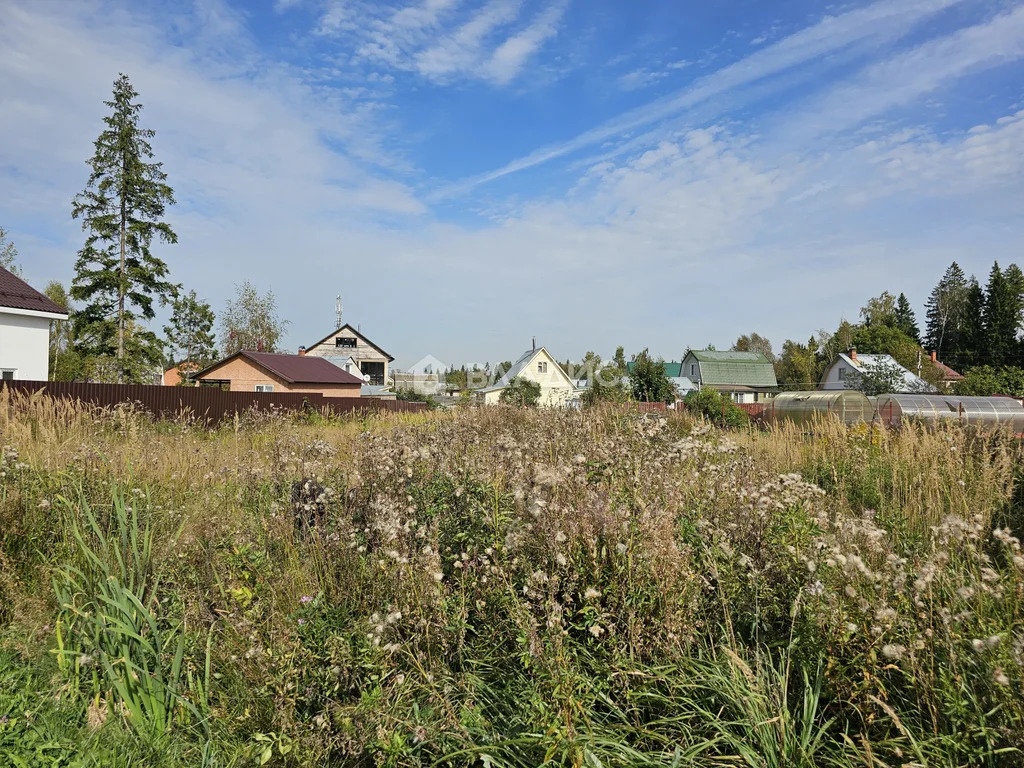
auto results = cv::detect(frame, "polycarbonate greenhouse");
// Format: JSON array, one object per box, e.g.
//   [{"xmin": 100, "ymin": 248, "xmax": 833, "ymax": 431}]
[
  {"xmin": 765, "ymin": 390, "xmax": 876, "ymax": 426},
  {"xmin": 875, "ymin": 394, "xmax": 1024, "ymax": 432}
]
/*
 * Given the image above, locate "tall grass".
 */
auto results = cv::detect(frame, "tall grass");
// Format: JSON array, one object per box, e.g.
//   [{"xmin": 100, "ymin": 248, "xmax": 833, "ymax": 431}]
[{"xmin": 0, "ymin": 395, "xmax": 1022, "ymax": 766}]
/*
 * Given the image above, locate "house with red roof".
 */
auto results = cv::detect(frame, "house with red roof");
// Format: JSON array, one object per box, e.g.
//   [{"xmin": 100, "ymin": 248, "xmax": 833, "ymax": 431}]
[
  {"xmin": 0, "ymin": 266, "xmax": 69, "ymax": 381},
  {"xmin": 193, "ymin": 349, "xmax": 363, "ymax": 398}
]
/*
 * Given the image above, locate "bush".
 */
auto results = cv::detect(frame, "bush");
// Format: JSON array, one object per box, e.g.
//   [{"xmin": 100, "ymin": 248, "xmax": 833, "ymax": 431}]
[
  {"xmin": 499, "ymin": 377, "xmax": 541, "ymax": 406},
  {"xmin": 682, "ymin": 387, "xmax": 749, "ymax": 427}
]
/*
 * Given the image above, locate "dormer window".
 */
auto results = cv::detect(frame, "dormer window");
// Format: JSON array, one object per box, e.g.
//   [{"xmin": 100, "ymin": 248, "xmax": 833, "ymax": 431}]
[
  {"xmin": 336, "ymin": 337, "xmax": 356, "ymax": 348},
  {"xmin": 538, "ymin": 361, "xmax": 548, "ymax": 373}
]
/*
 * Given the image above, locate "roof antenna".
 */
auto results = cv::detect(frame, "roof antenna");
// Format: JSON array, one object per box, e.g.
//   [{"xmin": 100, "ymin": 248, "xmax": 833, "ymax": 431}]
[{"xmin": 335, "ymin": 295, "xmax": 343, "ymax": 329}]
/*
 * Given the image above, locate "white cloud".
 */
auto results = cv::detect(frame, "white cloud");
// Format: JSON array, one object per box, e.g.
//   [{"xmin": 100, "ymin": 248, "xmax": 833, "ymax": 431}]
[
  {"xmin": 444, "ymin": 0, "xmax": 969, "ymax": 191},
  {"xmin": 483, "ymin": 0, "xmax": 569, "ymax": 85},
  {"xmin": 317, "ymin": 0, "xmax": 565, "ymax": 85},
  {"xmin": 779, "ymin": 5, "xmax": 1024, "ymax": 144}
]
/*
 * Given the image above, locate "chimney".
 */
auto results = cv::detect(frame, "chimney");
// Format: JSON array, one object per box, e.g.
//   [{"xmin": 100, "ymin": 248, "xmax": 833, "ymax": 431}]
[
  {"xmin": 930, "ymin": 350, "xmax": 937, "ymax": 363},
  {"xmin": 848, "ymin": 347, "xmax": 857, "ymax": 362},
  {"xmin": 298, "ymin": 346, "xmax": 306, "ymax": 356},
  {"xmin": 532, "ymin": 336, "xmax": 536, "ymax": 351}
]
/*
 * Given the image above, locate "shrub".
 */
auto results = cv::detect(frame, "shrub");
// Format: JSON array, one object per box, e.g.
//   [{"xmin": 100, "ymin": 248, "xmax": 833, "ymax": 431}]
[
  {"xmin": 499, "ymin": 377, "xmax": 541, "ymax": 406},
  {"xmin": 683, "ymin": 387, "xmax": 749, "ymax": 427}
]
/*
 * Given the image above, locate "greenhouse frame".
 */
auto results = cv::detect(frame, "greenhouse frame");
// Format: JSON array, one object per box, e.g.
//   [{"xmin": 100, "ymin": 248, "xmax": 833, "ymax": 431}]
[
  {"xmin": 875, "ymin": 394, "xmax": 1024, "ymax": 432},
  {"xmin": 764, "ymin": 390, "xmax": 876, "ymax": 426}
]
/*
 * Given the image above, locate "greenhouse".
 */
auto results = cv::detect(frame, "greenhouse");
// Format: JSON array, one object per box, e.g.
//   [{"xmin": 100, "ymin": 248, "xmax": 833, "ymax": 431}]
[
  {"xmin": 875, "ymin": 394, "xmax": 1024, "ymax": 432},
  {"xmin": 765, "ymin": 390, "xmax": 876, "ymax": 426}
]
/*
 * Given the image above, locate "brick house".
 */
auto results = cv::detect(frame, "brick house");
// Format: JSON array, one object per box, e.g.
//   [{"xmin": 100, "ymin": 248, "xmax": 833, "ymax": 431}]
[{"xmin": 195, "ymin": 350, "xmax": 362, "ymax": 396}]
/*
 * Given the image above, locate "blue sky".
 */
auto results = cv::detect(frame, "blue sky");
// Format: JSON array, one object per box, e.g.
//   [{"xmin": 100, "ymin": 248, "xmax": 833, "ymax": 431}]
[{"xmin": 1, "ymin": 0, "xmax": 1023, "ymax": 368}]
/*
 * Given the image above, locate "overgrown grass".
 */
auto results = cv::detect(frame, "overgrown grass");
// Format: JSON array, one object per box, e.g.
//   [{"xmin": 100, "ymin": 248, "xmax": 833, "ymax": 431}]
[{"xmin": 1, "ymin": 390, "xmax": 1022, "ymax": 766}]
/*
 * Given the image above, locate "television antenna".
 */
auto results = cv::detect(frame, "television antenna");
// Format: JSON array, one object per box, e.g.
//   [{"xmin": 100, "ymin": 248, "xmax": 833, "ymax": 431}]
[{"xmin": 335, "ymin": 295, "xmax": 343, "ymax": 329}]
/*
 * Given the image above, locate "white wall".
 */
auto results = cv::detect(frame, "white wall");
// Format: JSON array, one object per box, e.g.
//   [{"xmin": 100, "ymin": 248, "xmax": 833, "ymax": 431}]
[
  {"xmin": 820, "ymin": 360, "xmax": 850, "ymax": 390},
  {"xmin": 0, "ymin": 311, "xmax": 52, "ymax": 381}
]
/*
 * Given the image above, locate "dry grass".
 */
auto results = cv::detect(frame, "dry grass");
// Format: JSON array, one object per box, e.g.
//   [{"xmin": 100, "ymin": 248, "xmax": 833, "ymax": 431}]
[{"xmin": 1, "ymin": 393, "xmax": 1022, "ymax": 767}]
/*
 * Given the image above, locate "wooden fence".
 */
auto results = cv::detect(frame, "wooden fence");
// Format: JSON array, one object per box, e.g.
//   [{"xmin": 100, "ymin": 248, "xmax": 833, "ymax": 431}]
[{"xmin": 0, "ymin": 380, "xmax": 427, "ymax": 423}]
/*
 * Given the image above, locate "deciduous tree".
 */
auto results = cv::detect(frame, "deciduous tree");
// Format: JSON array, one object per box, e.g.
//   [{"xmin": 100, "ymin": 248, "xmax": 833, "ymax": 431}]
[
  {"xmin": 220, "ymin": 281, "xmax": 288, "ymax": 355},
  {"xmin": 628, "ymin": 349, "xmax": 676, "ymax": 403},
  {"xmin": 0, "ymin": 225, "xmax": 20, "ymax": 275},
  {"xmin": 732, "ymin": 332, "xmax": 774, "ymax": 361}
]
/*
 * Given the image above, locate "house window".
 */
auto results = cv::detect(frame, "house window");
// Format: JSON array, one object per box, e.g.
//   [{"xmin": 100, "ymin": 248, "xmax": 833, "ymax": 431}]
[
  {"xmin": 538, "ymin": 361, "xmax": 548, "ymax": 374},
  {"xmin": 690, "ymin": 364, "xmax": 696, "ymax": 377},
  {"xmin": 335, "ymin": 337, "xmax": 357, "ymax": 348},
  {"xmin": 255, "ymin": 384, "xmax": 274, "ymax": 392},
  {"xmin": 838, "ymin": 367, "xmax": 846, "ymax": 381},
  {"xmin": 1, "ymin": 370, "xmax": 14, "ymax": 381}
]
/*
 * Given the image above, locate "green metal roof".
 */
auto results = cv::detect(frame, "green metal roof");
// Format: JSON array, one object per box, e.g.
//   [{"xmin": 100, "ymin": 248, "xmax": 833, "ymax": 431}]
[
  {"xmin": 683, "ymin": 350, "xmax": 778, "ymax": 388},
  {"xmin": 626, "ymin": 361, "xmax": 682, "ymax": 377}
]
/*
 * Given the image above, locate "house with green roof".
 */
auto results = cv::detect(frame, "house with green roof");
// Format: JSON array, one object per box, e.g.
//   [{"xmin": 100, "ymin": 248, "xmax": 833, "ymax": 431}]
[{"xmin": 681, "ymin": 349, "xmax": 778, "ymax": 403}]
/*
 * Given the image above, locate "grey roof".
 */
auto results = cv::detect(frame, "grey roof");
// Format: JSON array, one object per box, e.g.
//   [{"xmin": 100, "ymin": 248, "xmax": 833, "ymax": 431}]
[
  {"xmin": 669, "ymin": 376, "xmax": 697, "ymax": 392},
  {"xmin": 683, "ymin": 349, "xmax": 778, "ymax": 388},
  {"xmin": 829, "ymin": 353, "xmax": 934, "ymax": 393}
]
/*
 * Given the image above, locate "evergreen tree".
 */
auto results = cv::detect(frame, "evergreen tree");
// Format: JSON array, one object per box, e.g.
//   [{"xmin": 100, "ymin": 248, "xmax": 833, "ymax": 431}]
[
  {"xmin": 924, "ymin": 262, "xmax": 968, "ymax": 368},
  {"xmin": 982, "ymin": 262, "xmax": 1018, "ymax": 367},
  {"xmin": 894, "ymin": 293, "xmax": 920, "ymax": 342},
  {"xmin": 959, "ymin": 278, "xmax": 986, "ymax": 368},
  {"xmin": 164, "ymin": 289, "xmax": 216, "ymax": 366},
  {"xmin": 1004, "ymin": 263, "xmax": 1024, "ymax": 358},
  {"xmin": 70, "ymin": 74, "xmax": 178, "ymax": 383}
]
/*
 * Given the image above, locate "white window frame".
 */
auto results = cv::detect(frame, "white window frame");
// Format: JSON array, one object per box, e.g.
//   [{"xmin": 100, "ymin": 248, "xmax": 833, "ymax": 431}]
[
  {"xmin": 1, "ymin": 369, "xmax": 15, "ymax": 381},
  {"xmin": 538, "ymin": 361, "xmax": 548, "ymax": 373},
  {"xmin": 255, "ymin": 384, "xmax": 274, "ymax": 393}
]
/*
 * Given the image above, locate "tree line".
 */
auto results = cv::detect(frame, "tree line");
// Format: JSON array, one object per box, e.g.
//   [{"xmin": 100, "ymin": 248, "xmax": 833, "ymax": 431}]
[
  {"xmin": 2, "ymin": 75, "xmax": 289, "ymax": 383},
  {"xmin": 764, "ymin": 261, "xmax": 1024, "ymax": 397}
]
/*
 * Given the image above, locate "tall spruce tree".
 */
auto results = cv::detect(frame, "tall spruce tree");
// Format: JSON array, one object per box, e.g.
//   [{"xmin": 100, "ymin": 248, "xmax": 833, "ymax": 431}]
[
  {"xmin": 894, "ymin": 293, "xmax": 920, "ymax": 343},
  {"xmin": 1005, "ymin": 263, "xmax": 1024, "ymax": 361},
  {"xmin": 959, "ymin": 277, "xmax": 986, "ymax": 368},
  {"xmin": 164, "ymin": 289, "xmax": 216, "ymax": 366},
  {"xmin": 924, "ymin": 262, "xmax": 968, "ymax": 368},
  {"xmin": 982, "ymin": 262, "xmax": 1018, "ymax": 367},
  {"xmin": 71, "ymin": 74, "xmax": 178, "ymax": 383}
]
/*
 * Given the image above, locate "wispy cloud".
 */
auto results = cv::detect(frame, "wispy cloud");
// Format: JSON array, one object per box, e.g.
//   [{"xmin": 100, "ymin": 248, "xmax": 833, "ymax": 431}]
[
  {"xmin": 316, "ymin": 0, "xmax": 567, "ymax": 85},
  {"xmin": 482, "ymin": 0, "xmax": 569, "ymax": 85},
  {"xmin": 779, "ymin": 5, "xmax": 1024, "ymax": 143},
  {"xmin": 441, "ymin": 0, "xmax": 967, "ymax": 192}
]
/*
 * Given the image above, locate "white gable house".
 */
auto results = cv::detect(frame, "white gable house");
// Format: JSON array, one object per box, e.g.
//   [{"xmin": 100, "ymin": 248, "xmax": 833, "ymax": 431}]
[
  {"xmin": 0, "ymin": 266, "xmax": 69, "ymax": 382},
  {"xmin": 820, "ymin": 348, "xmax": 934, "ymax": 393},
  {"xmin": 478, "ymin": 347, "xmax": 582, "ymax": 407}
]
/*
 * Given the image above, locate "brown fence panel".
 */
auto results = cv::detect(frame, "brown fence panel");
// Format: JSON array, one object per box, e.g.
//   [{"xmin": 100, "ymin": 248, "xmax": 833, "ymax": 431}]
[{"xmin": 1, "ymin": 381, "xmax": 425, "ymax": 423}]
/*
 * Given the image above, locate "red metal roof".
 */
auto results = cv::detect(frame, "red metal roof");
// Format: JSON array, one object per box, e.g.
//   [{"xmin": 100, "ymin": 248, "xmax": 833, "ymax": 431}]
[
  {"xmin": 199, "ymin": 350, "xmax": 364, "ymax": 385},
  {"xmin": 0, "ymin": 266, "xmax": 68, "ymax": 315}
]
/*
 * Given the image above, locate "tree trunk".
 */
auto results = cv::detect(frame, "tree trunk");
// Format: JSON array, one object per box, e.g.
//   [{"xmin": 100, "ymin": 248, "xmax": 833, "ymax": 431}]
[{"xmin": 118, "ymin": 162, "xmax": 127, "ymax": 384}]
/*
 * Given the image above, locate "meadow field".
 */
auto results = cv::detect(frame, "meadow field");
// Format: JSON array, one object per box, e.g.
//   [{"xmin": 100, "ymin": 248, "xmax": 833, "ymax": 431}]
[{"xmin": 1, "ymin": 391, "xmax": 1022, "ymax": 767}]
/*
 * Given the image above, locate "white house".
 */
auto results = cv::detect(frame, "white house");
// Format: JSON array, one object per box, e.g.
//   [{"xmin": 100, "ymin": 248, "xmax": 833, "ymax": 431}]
[
  {"xmin": 820, "ymin": 348, "xmax": 934, "ymax": 393},
  {"xmin": 478, "ymin": 346, "xmax": 582, "ymax": 406},
  {"xmin": 0, "ymin": 266, "xmax": 68, "ymax": 381}
]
